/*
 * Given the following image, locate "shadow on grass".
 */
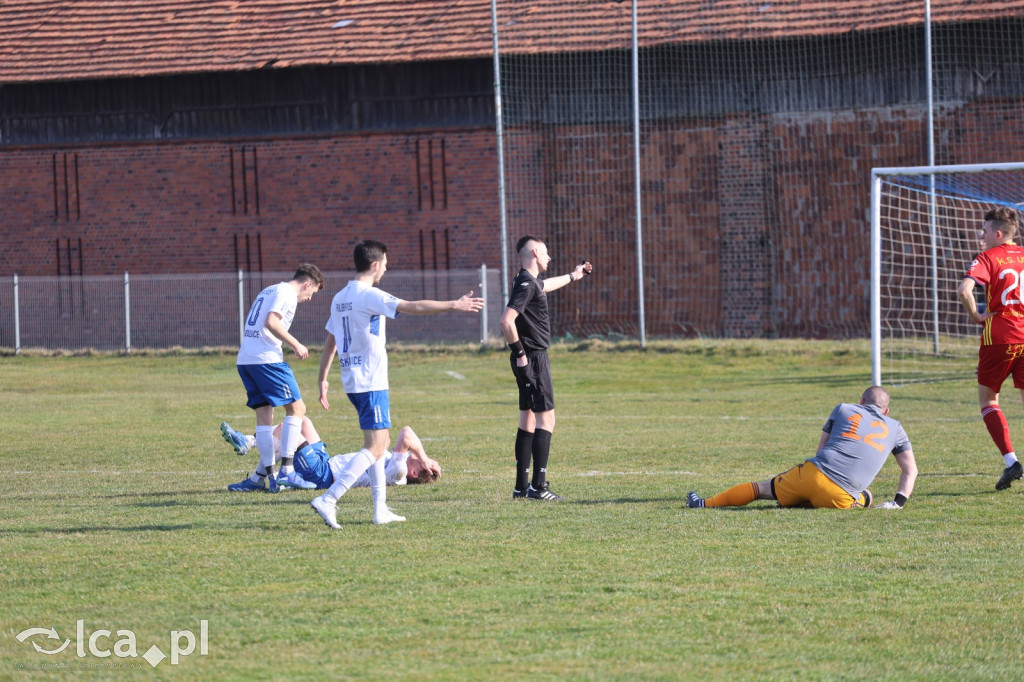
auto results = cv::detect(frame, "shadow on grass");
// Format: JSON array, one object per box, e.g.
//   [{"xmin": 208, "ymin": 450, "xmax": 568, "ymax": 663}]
[
  {"xmin": 917, "ymin": 489, "xmax": 1013, "ymax": 497},
  {"xmin": 96, "ymin": 489, "xmax": 228, "ymax": 499},
  {"xmin": 1, "ymin": 523, "xmax": 195, "ymax": 535},
  {"xmin": 685, "ymin": 506, "xmax": 793, "ymax": 512},
  {"xmin": 568, "ymin": 497, "xmax": 684, "ymax": 505},
  {"xmin": 132, "ymin": 496, "xmax": 319, "ymax": 508},
  {"xmin": 740, "ymin": 374, "xmax": 863, "ymax": 389},
  {"xmin": 94, "ymin": 489, "xmax": 322, "ymax": 508},
  {"xmin": 568, "ymin": 497, "xmax": 784, "ymax": 510},
  {"xmin": 914, "ymin": 471, "xmax": 1003, "ymax": 495},
  {"xmin": 1, "ymin": 517, "xmax": 341, "ymax": 534}
]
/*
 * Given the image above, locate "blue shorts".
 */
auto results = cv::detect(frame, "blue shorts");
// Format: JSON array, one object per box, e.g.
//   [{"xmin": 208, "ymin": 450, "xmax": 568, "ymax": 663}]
[
  {"xmin": 347, "ymin": 390, "xmax": 391, "ymax": 430},
  {"xmin": 237, "ymin": 362, "xmax": 302, "ymax": 409},
  {"xmin": 293, "ymin": 441, "xmax": 333, "ymax": 489}
]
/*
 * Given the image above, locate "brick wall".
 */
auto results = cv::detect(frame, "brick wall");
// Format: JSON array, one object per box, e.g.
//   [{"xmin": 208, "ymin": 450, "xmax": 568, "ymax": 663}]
[
  {"xmin": 768, "ymin": 106, "xmax": 928, "ymax": 338},
  {"xmin": 0, "ymin": 130, "xmax": 501, "ymax": 277},
  {"xmin": 3, "ymin": 102, "xmax": 1024, "ymax": 339}
]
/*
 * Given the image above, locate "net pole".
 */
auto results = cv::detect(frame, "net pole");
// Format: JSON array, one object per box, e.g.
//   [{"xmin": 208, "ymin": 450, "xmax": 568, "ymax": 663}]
[
  {"xmin": 238, "ymin": 269, "xmax": 245, "ymax": 347},
  {"xmin": 490, "ymin": 0, "xmax": 510, "ymax": 306},
  {"xmin": 630, "ymin": 0, "xmax": 646, "ymax": 347},
  {"xmin": 928, "ymin": 184, "xmax": 940, "ymax": 354},
  {"xmin": 479, "ymin": 263, "xmax": 488, "ymax": 345},
  {"xmin": 124, "ymin": 271, "xmax": 131, "ymax": 355},
  {"xmin": 13, "ymin": 274, "xmax": 20, "ymax": 355},
  {"xmin": 870, "ymin": 172, "xmax": 882, "ymax": 386},
  {"xmin": 925, "ymin": 0, "xmax": 940, "ymax": 354},
  {"xmin": 925, "ymin": 0, "xmax": 935, "ymax": 166}
]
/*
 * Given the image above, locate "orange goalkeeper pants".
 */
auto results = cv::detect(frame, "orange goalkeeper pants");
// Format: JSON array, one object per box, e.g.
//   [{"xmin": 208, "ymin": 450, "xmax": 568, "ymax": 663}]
[{"xmin": 772, "ymin": 461, "xmax": 860, "ymax": 509}]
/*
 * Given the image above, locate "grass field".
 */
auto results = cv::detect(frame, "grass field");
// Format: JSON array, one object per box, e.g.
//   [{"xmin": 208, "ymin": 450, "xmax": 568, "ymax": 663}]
[{"xmin": 2, "ymin": 340, "xmax": 1023, "ymax": 680}]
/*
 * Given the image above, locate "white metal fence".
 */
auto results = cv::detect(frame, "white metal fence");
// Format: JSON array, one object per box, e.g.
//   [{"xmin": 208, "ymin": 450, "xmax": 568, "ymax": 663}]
[{"xmin": 0, "ymin": 267, "xmax": 502, "ymax": 353}]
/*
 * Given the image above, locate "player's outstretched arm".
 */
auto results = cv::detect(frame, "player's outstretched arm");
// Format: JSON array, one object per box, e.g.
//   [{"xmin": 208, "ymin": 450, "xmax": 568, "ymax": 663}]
[
  {"xmin": 397, "ymin": 291, "xmax": 484, "ymax": 315},
  {"xmin": 318, "ymin": 333, "xmax": 337, "ymax": 410},
  {"xmin": 542, "ymin": 259, "xmax": 593, "ymax": 293}
]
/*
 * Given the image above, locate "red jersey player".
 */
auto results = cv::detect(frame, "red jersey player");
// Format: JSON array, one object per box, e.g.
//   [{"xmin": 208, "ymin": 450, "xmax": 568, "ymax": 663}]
[{"xmin": 957, "ymin": 206, "xmax": 1024, "ymax": 491}]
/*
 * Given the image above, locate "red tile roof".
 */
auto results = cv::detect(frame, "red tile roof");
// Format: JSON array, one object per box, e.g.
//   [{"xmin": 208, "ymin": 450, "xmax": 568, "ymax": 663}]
[{"xmin": 0, "ymin": 1, "xmax": 1021, "ymax": 84}]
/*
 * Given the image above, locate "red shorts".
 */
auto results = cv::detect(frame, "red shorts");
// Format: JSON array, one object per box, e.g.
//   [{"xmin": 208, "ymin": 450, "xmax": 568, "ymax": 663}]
[{"xmin": 976, "ymin": 344, "xmax": 1024, "ymax": 393}]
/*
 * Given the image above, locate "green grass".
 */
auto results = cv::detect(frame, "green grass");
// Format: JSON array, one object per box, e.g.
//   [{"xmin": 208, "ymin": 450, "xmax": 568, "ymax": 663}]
[{"xmin": 2, "ymin": 340, "xmax": 1023, "ymax": 680}]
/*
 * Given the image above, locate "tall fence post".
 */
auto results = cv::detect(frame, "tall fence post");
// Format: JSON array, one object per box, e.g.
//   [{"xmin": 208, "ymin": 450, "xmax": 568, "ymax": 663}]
[
  {"xmin": 479, "ymin": 264, "xmax": 488, "ymax": 345},
  {"xmin": 124, "ymin": 272, "xmax": 131, "ymax": 354},
  {"xmin": 238, "ymin": 270, "xmax": 245, "ymax": 348},
  {"xmin": 630, "ymin": 0, "xmax": 646, "ymax": 348},
  {"xmin": 490, "ymin": 0, "xmax": 510, "ymax": 307},
  {"xmin": 13, "ymin": 274, "xmax": 21, "ymax": 355}
]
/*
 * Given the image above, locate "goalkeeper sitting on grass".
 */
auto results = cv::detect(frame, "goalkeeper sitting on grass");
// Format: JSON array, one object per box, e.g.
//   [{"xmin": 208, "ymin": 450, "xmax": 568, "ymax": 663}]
[
  {"xmin": 687, "ymin": 386, "xmax": 917, "ymax": 510},
  {"xmin": 221, "ymin": 418, "xmax": 441, "ymax": 489}
]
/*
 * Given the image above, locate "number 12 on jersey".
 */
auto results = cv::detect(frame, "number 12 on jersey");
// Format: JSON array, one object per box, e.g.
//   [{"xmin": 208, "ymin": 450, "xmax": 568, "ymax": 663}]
[{"xmin": 839, "ymin": 413, "xmax": 889, "ymax": 453}]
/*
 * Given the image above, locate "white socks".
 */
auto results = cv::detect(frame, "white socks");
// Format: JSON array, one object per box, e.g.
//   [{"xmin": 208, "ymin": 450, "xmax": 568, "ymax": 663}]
[
  {"xmin": 1005, "ymin": 452, "xmax": 1019, "ymax": 467},
  {"xmin": 279, "ymin": 415, "xmax": 303, "ymax": 474},
  {"xmin": 323, "ymin": 449, "xmax": 375, "ymax": 505},
  {"xmin": 370, "ymin": 455, "xmax": 405, "ymax": 524},
  {"xmin": 253, "ymin": 425, "xmax": 276, "ymax": 482},
  {"xmin": 316, "ymin": 448, "xmax": 406, "ymax": 524},
  {"xmin": 370, "ymin": 456, "xmax": 388, "ymax": 517}
]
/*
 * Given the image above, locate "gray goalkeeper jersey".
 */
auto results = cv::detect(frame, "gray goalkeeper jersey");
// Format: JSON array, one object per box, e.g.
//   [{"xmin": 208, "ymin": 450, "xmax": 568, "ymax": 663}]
[{"xmin": 807, "ymin": 402, "xmax": 912, "ymax": 496}]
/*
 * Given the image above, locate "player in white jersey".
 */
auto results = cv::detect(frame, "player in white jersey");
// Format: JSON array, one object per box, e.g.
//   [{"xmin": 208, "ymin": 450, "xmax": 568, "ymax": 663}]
[
  {"xmin": 310, "ymin": 239, "xmax": 483, "ymax": 529},
  {"xmin": 220, "ymin": 418, "xmax": 442, "ymax": 487},
  {"xmin": 229, "ymin": 263, "xmax": 325, "ymax": 493}
]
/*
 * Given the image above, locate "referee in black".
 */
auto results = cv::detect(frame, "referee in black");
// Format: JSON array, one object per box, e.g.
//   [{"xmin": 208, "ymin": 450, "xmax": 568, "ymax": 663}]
[{"xmin": 500, "ymin": 235, "xmax": 592, "ymax": 501}]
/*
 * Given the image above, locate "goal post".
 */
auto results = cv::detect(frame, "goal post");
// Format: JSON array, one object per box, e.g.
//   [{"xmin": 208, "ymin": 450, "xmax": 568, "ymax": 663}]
[{"xmin": 871, "ymin": 161, "xmax": 1024, "ymax": 387}]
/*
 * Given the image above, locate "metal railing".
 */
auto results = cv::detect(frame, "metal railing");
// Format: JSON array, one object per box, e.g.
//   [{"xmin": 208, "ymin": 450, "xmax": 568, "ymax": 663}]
[{"xmin": 0, "ymin": 267, "xmax": 501, "ymax": 353}]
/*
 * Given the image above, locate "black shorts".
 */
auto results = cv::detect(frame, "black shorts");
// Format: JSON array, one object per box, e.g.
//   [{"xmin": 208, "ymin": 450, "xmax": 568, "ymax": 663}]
[{"xmin": 510, "ymin": 350, "xmax": 555, "ymax": 413}]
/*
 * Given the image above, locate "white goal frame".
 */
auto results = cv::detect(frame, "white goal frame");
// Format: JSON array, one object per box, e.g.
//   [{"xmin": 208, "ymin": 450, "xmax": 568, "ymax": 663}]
[{"xmin": 871, "ymin": 161, "xmax": 1024, "ymax": 386}]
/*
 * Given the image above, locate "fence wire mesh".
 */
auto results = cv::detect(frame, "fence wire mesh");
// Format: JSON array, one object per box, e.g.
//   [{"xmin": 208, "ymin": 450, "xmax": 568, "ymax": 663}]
[
  {"xmin": 493, "ymin": 1, "xmax": 1024, "ymax": 339},
  {"xmin": 2, "ymin": 269, "xmax": 502, "ymax": 352}
]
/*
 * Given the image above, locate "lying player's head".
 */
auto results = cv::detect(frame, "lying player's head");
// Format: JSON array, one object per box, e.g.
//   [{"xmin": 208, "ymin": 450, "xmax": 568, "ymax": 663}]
[
  {"xmin": 984, "ymin": 206, "xmax": 1020, "ymax": 241},
  {"xmin": 293, "ymin": 263, "xmax": 325, "ymax": 291},
  {"xmin": 406, "ymin": 459, "xmax": 439, "ymax": 485},
  {"xmin": 861, "ymin": 385, "xmax": 890, "ymax": 414},
  {"xmin": 354, "ymin": 240, "xmax": 388, "ymax": 274}
]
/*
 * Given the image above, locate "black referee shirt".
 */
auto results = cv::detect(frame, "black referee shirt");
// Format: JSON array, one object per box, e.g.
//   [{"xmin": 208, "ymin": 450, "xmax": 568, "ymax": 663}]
[{"xmin": 506, "ymin": 268, "xmax": 550, "ymax": 352}]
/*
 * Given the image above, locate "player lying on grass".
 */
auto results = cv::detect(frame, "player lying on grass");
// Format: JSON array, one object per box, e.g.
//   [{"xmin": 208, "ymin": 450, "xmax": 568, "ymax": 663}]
[
  {"xmin": 687, "ymin": 386, "xmax": 917, "ymax": 510},
  {"xmin": 221, "ymin": 419, "xmax": 441, "ymax": 489}
]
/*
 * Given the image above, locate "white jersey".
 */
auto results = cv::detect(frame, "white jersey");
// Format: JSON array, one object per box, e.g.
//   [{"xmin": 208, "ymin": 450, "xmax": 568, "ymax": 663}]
[
  {"xmin": 237, "ymin": 282, "xmax": 298, "ymax": 365},
  {"xmin": 329, "ymin": 450, "xmax": 410, "ymax": 488},
  {"xmin": 325, "ymin": 280, "xmax": 401, "ymax": 393}
]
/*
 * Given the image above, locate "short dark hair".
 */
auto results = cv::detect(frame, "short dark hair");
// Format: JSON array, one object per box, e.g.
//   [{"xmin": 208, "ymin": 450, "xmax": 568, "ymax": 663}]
[
  {"xmin": 354, "ymin": 240, "xmax": 388, "ymax": 272},
  {"xmin": 516, "ymin": 235, "xmax": 543, "ymax": 253},
  {"xmin": 985, "ymin": 206, "xmax": 1020, "ymax": 239},
  {"xmin": 408, "ymin": 468, "xmax": 440, "ymax": 485},
  {"xmin": 292, "ymin": 263, "xmax": 325, "ymax": 290}
]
